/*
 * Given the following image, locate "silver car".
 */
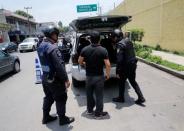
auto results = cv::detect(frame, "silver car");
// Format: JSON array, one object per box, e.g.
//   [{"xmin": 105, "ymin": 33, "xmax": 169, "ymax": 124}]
[{"xmin": 0, "ymin": 50, "xmax": 20, "ymax": 77}]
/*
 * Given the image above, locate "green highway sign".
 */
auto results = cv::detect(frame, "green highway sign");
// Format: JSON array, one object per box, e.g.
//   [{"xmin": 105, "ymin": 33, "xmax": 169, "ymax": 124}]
[{"xmin": 77, "ymin": 4, "xmax": 97, "ymax": 13}]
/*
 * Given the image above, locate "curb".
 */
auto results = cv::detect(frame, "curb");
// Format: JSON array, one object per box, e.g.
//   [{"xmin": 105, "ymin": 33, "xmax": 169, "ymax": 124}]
[{"xmin": 137, "ymin": 57, "xmax": 184, "ymax": 80}]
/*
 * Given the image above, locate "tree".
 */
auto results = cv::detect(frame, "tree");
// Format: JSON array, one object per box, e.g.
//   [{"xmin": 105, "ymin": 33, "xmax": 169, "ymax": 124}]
[
  {"xmin": 59, "ymin": 26, "xmax": 69, "ymax": 33},
  {"xmin": 15, "ymin": 10, "xmax": 33, "ymax": 19},
  {"xmin": 58, "ymin": 21, "xmax": 63, "ymax": 28}
]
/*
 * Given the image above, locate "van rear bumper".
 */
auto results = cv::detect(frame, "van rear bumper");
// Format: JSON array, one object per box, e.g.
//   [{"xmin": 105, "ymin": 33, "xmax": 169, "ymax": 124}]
[{"xmin": 71, "ymin": 65, "xmax": 117, "ymax": 81}]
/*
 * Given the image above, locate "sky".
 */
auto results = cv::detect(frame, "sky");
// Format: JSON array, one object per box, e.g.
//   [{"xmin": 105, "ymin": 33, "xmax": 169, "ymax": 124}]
[{"xmin": 0, "ymin": 0, "xmax": 123, "ymax": 26}]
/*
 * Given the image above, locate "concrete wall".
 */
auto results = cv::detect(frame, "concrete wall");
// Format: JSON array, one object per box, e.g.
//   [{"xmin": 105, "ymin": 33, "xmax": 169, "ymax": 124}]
[{"xmin": 110, "ymin": 0, "xmax": 184, "ymax": 51}]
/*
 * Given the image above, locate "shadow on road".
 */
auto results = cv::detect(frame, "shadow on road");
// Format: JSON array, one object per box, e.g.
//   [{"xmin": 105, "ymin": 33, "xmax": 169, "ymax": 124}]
[
  {"xmin": 71, "ymin": 78, "xmax": 135, "ymax": 110},
  {"xmin": 46, "ymin": 121, "xmax": 73, "ymax": 131},
  {"xmin": 0, "ymin": 71, "xmax": 20, "ymax": 83}
]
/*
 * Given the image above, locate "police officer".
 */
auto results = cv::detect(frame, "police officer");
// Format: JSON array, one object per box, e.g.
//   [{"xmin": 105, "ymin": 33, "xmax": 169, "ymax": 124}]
[
  {"xmin": 112, "ymin": 29, "xmax": 146, "ymax": 105},
  {"xmin": 37, "ymin": 35, "xmax": 44, "ymax": 47},
  {"xmin": 37, "ymin": 26, "xmax": 74, "ymax": 125}
]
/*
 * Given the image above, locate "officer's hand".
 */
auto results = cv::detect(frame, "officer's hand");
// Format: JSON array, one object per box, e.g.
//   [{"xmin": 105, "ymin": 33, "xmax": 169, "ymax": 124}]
[
  {"xmin": 116, "ymin": 74, "xmax": 120, "ymax": 79},
  {"xmin": 65, "ymin": 80, "xmax": 70, "ymax": 88}
]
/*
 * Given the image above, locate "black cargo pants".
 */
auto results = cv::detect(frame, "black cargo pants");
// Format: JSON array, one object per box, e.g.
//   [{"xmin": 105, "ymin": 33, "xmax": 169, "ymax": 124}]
[
  {"xmin": 86, "ymin": 75, "xmax": 105, "ymax": 114},
  {"xmin": 118, "ymin": 62, "xmax": 144, "ymax": 100},
  {"xmin": 42, "ymin": 79, "xmax": 67, "ymax": 117}
]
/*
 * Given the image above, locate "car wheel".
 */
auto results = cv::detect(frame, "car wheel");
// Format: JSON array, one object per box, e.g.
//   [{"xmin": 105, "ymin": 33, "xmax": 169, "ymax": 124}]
[
  {"xmin": 13, "ymin": 61, "xmax": 20, "ymax": 73},
  {"xmin": 72, "ymin": 77, "xmax": 81, "ymax": 87},
  {"xmin": 20, "ymin": 50, "xmax": 23, "ymax": 53}
]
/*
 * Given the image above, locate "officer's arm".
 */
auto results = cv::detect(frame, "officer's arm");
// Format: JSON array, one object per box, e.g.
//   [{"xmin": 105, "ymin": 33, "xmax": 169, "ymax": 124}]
[
  {"xmin": 78, "ymin": 56, "xmax": 84, "ymax": 65},
  {"xmin": 78, "ymin": 47, "xmax": 86, "ymax": 65},
  {"xmin": 50, "ymin": 48, "xmax": 69, "ymax": 82},
  {"xmin": 103, "ymin": 49, "xmax": 111, "ymax": 79},
  {"xmin": 104, "ymin": 59, "xmax": 111, "ymax": 79}
]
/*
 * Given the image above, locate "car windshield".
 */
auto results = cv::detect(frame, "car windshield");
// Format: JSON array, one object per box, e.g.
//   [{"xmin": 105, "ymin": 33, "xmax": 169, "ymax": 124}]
[{"xmin": 23, "ymin": 38, "xmax": 35, "ymax": 42}]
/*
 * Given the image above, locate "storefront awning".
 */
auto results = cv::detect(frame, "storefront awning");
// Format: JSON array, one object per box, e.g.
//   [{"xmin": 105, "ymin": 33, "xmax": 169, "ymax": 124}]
[{"xmin": 0, "ymin": 23, "xmax": 11, "ymax": 30}]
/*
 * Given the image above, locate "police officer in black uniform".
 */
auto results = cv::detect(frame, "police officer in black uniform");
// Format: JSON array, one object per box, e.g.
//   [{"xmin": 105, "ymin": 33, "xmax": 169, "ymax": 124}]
[
  {"xmin": 112, "ymin": 29, "xmax": 146, "ymax": 105},
  {"xmin": 37, "ymin": 26, "xmax": 74, "ymax": 125}
]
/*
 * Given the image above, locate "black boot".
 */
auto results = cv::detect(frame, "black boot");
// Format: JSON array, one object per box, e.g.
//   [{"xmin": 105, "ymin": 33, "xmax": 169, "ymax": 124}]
[
  {"xmin": 135, "ymin": 97, "xmax": 146, "ymax": 104},
  {"xmin": 59, "ymin": 116, "xmax": 75, "ymax": 126},
  {"xmin": 42, "ymin": 114, "xmax": 57, "ymax": 124},
  {"xmin": 112, "ymin": 97, "xmax": 125, "ymax": 103},
  {"xmin": 134, "ymin": 85, "xmax": 146, "ymax": 104}
]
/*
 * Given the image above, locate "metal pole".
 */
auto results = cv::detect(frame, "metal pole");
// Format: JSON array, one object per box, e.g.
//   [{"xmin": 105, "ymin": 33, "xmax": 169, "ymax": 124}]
[{"xmin": 24, "ymin": 7, "xmax": 32, "ymax": 36}]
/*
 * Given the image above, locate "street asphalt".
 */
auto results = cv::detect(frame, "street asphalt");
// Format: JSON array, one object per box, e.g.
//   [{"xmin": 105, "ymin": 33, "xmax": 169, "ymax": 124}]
[{"xmin": 0, "ymin": 51, "xmax": 184, "ymax": 131}]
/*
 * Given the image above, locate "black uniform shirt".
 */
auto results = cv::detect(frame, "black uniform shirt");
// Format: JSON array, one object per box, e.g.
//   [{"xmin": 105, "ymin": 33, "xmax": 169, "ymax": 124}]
[{"xmin": 80, "ymin": 44, "xmax": 108, "ymax": 76}]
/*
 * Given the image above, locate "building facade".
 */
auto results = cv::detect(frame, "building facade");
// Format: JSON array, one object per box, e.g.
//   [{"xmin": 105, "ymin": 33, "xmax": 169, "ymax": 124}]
[
  {"xmin": 0, "ymin": 9, "xmax": 10, "ymax": 43},
  {"xmin": 36, "ymin": 22, "xmax": 58, "ymax": 35},
  {"xmin": 1, "ymin": 9, "xmax": 37, "ymax": 43},
  {"xmin": 110, "ymin": 0, "xmax": 184, "ymax": 51}
]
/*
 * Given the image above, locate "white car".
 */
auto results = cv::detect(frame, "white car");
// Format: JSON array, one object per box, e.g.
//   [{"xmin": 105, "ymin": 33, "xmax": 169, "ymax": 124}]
[
  {"xmin": 18, "ymin": 37, "xmax": 38, "ymax": 53},
  {"xmin": 69, "ymin": 15, "xmax": 132, "ymax": 87}
]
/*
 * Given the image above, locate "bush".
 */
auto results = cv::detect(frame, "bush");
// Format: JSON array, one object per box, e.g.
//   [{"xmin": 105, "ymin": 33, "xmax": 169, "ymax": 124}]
[
  {"xmin": 135, "ymin": 42, "xmax": 184, "ymax": 71},
  {"xmin": 173, "ymin": 51, "xmax": 179, "ymax": 55},
  {"xmin": 129, "ymin": 28, "xmax": 144, "ymax": 42},
  {"xmin": 138, "ymin": 51, "xmax": 151, "ymax": 59},
  {"xmin": 155, "ymin": 44, "xmax": 162, "ymax": 51},
  {"xmin": 147, "ymin": 55, "xmax": 162, "ymax": 64},
  {"xmin": 161, "ymin": 60, "xmax": 184, "ymax": 71}
]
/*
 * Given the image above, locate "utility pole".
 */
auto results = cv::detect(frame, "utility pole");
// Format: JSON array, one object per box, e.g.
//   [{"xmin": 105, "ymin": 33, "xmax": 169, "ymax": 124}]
[
  {"xmin": 24, "ymin": 7, "xmax": 32, "ymax": 36},
  {"xmin": 98, "ymin": 2, "xmax": 102, "ymax": 16}
]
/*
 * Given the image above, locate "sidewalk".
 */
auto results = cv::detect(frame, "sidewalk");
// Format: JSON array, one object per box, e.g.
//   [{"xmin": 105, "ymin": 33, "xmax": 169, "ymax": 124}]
[{"xmin": 152, "ymin": 50, "xmax": 184, "ymax": 66}]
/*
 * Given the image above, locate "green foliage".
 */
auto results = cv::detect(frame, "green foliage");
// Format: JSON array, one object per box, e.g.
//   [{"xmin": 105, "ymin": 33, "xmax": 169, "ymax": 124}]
[
  {"xmin": 155, "ymin": 44, "xmax": 162, "ymax": 51},
  {"xmin": 135, "ymin": 42, "xmax": 184, "ymax": 71},
  {"xmin": 147, "ymin": 55, "xmax": 162, "ymax": 64},
  {"xmin": 129, "ymin": 28, "xmax": 144, "ymax": 42},
  {"xmin": 58, "ymin": 21, "xmax": 63, "ymax": 28},
  {"xmin": 134, "ymin": 42, "xmax": 152, "ymax": 57},
  {"xmin": 59, "ymin": 26, "xmax": 69, "ymax": 33},
  {"xmin": 15, "ymin": 10, "xmax": 33, "ymax": 18},
  {"xmin": 173, "ymin": 51, "xmax": 179, "ymax": 55},
  {"xmin": 138, "ymin": 51, "xmax": 150, "ymax": 59},
  {"xmin": 160, "ymin": 60, "xmax": 184, "ymax": 71}
]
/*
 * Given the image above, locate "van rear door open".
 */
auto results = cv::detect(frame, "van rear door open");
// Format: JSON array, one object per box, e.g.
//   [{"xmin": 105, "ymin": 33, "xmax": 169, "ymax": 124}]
[{"xmin": 70, "ymin": 15, "xmax": 132, "ymax": 32}]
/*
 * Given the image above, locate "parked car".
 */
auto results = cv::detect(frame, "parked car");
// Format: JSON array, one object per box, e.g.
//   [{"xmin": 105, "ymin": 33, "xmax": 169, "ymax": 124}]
[
  {"xmin": 18, "ymin": 37, "xmax": 38, "ymax": 52},
  {"xmin": 0, "ymin": 42, "xmax": 18, "ymax": 53},
  {"xmin": 0, "ymin": 50, "xmax": 20, "ymax": 77},
  {"xmin": 69, "ymin": 15, "xmax": 132, "ymax": 87}
]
